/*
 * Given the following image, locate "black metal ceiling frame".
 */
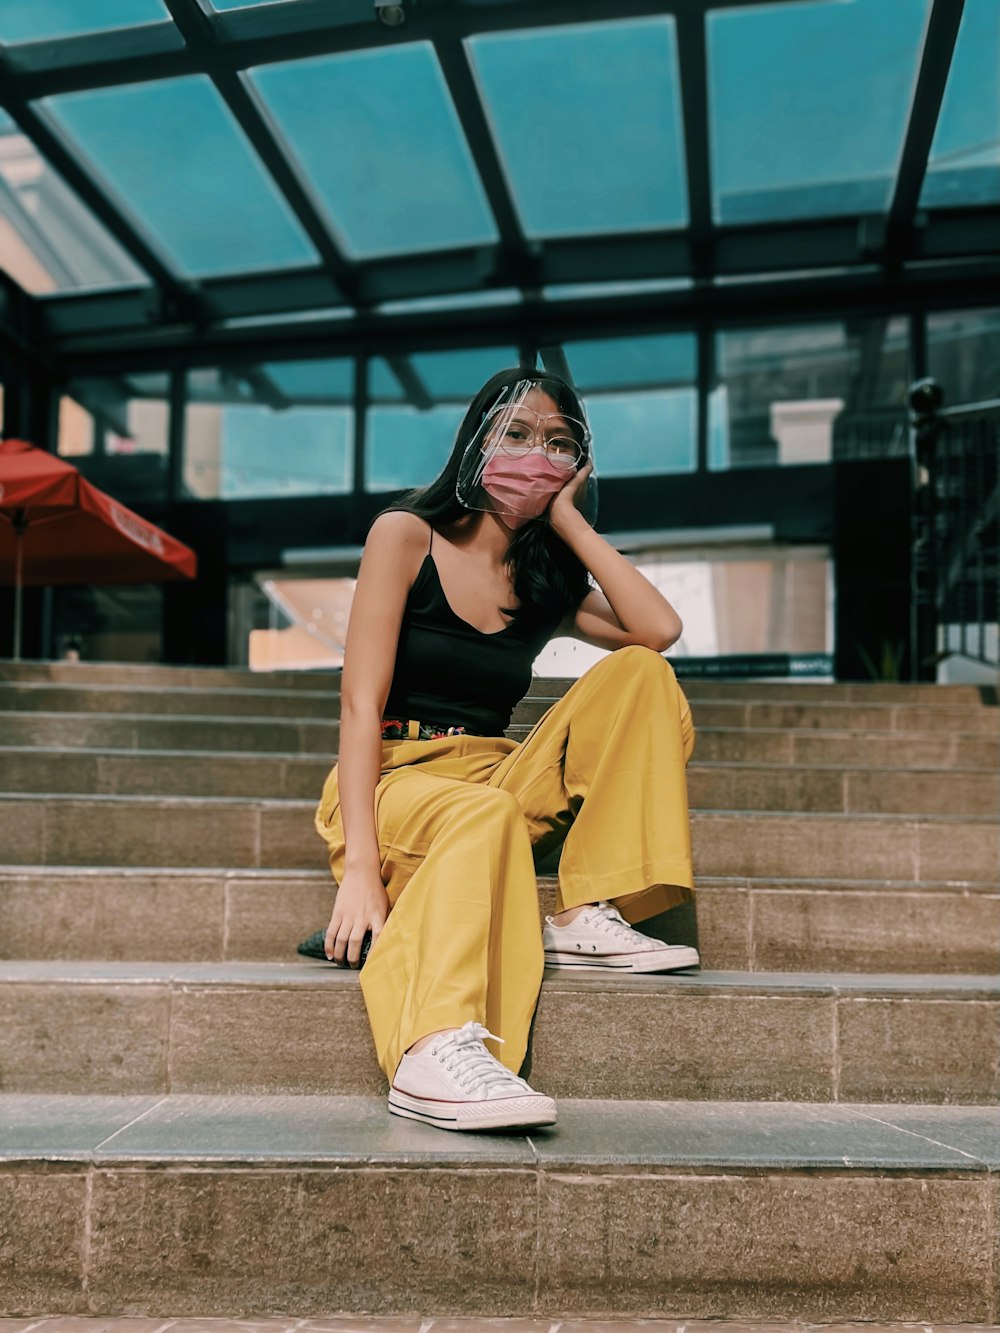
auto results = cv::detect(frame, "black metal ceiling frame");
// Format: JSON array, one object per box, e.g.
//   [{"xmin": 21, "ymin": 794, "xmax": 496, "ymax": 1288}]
[{"xmin": 0, "ymin": 0, "xmax": 978, "ymax": 382}]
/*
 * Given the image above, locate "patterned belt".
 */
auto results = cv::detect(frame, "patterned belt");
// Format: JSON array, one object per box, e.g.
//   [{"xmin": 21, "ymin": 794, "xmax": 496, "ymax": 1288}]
[{"xmin": 380, "ymin": 717, "xmax": 478, "ymax": 741}]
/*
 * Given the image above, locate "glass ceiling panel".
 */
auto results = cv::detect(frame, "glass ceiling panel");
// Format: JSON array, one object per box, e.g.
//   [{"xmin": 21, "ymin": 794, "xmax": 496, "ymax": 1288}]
[
  {"xmin": 43, "ymin": 76, "xmax": 318, "ymax": 278},
  {"xmin": 0, "ymin": 117, "xmax": 148, "ymax": 294},
  {"xmin": 708, "ymin": 0, "xmax": 932, "ymax": 225},
  {"xmin": 468, "ymin": 18, "xmax": 687, "ymax": 238},
  {"xmin": 250, "ymin": 44, "xmax": 498, "ymax": 259},
  {"xmin": 564, "ymin": 334, "xmax": 697, "ymax": 393},
  {"xmin": 262, "ymin": 359, "xmax": 353, "ymax": 402},
  {"xmin": 921, "ymin": 0, "xmax": 1000, "ymax": 209},
  {"xmin": 0, "ymin": 0, "xmax": 172, "ymax": 43},
  {"xmin": 409, "ymin": 346, "xmax": 521, "ymax": 400}
]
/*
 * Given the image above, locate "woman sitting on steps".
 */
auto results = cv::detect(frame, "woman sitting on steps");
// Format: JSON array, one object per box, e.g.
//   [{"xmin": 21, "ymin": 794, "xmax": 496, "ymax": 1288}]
[{"xmin": 310, "ymin": 366, "xmax": 698, "ymax": 1133}]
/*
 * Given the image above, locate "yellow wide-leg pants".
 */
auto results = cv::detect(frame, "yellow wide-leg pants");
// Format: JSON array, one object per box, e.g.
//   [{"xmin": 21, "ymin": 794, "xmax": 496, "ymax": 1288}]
[{"xmin": 314, "ymin": 645, "xmax": 696, "ymax": 1083}]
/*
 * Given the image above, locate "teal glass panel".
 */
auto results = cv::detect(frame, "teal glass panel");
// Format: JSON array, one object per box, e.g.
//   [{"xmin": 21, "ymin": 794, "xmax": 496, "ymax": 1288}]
[
  {"xmin": 584, "ymin": 391, "xmax": 697, "ymax": 476},
  {"xmin": 370, "ymin": 360, "xmax": 407, "ymax": 403},
  {"xmin": 263, "ymin": 359, "xmax": 353, "ymax": 402},
  {"xmin": 469, "ymin": 18, "xmax": 687, "ymax": 237},
  {"xmin": 184, "ymin": 378, "xmax": 352, "ymax": 500},
  {"xmin": 45, "ymin": 76, "xmax": 318, "ymax": 278},
  {"xmin": 250, "ymin": 44, "xmax": 498, "ymax": 259},
  {"xmin": 921, "ymin": 0, "xmax": 1000, "ymax": 209},
  {"xmin": 0, "ymin": 120, "xmax": 148, "ymax": 293},
  {"xmin": 0, "ymin": 0, "xmax": 171, "ymax": 42},
  {"xmin": 367, "ymin": 404, "xmax": 464, "ymax": 491},
  {"xmin": 708, "ymin": 0, "xmax": 931, "ymax": 224},
  {"xmin": 409, "ymin": 346, "xmax": 521, "ymax": 400},
  {"xmin": 564, "ymin": 334, "xmax": 696, "ymax": 393}
]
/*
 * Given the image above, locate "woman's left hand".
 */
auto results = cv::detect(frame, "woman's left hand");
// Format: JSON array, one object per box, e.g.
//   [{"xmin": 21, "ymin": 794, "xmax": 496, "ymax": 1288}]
[{"xmin": 549, "ymin": 459, "xmax": 593, "ymax": 533}]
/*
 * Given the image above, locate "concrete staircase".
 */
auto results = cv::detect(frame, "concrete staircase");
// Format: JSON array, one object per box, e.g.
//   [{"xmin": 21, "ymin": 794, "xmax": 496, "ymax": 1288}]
[{"xmin": 0, "ymin": 660, "xmax": 998, "ymax": 1321}]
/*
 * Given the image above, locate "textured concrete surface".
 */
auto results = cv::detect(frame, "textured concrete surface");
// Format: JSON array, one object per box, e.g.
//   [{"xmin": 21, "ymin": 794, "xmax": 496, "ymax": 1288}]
[{"xmin": 2, "ymin": 963, "xmax": 997, "ymax": 1101}]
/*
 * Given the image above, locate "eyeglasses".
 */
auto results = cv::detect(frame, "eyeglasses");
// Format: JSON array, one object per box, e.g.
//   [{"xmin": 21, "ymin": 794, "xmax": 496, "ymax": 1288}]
[{"xmin": 486, "ymin": 408, "xmax": 588, "ymax": 472}]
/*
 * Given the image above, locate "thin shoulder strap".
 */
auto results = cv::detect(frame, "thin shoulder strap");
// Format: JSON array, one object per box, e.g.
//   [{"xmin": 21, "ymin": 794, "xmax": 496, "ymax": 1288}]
[{"xmin": 427, "ymin": 523, "xmax": 434, "ymax": 555}]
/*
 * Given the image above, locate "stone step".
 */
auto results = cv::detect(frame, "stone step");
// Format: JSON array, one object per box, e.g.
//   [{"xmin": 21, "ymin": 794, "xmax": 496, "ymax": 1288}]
[
  {"xmin": 3, "ymin": 745, "xmax": 997, "ymax": 816},
  {"xmin": 1, "ymin": 792, "xmax": 996, "ymax": 881},
  {"xmin": 2, "ymin": 657, "xmax": 990, "ymax": 707},
  {"xmin": 0, "ymin": 659, "xmax": 339, "ymax": 691},
  {"xmin": 0, "ymin": 710, "xmax": 341, "ymax": 754},
  {"xmin": 3, "ymin": 680, "xmax": 997, "ymax": 735},
  {"xmin": 0, "ymin": 959, "xmax": 996, "ymax": 1103},
  {"xmin": 0, "ymin": 681, "xmax": 340, "ymax": 719},
  {"xmin": 3, "ymin": 1093, "xmax": 997, "ymax": 1321},
  {"xmin": 3, "ymin": 866, "xmax": 998, "ymax": 976},
  {"xmin": 5, "ymin": 709, "xmax": 998, "ymax": 771},
  {"xmin": 692, "ymin": 725, "xmax": 1000, "ymax": 770}
]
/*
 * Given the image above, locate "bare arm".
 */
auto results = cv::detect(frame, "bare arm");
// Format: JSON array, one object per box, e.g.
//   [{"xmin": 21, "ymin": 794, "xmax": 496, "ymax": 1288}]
[
  {"xmin": 549, "ymin": 464, "xmax": 683, "ymax": 652},
  {"xmin": 324, "ymin": 510, "xmax": 429, "ymax": 965}
]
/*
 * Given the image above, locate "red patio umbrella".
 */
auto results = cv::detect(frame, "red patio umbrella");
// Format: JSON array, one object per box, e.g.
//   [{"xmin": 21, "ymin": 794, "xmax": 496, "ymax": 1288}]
[{"xmin": 0, "ymin": 438, "xmax": 197, "ymax": 660}]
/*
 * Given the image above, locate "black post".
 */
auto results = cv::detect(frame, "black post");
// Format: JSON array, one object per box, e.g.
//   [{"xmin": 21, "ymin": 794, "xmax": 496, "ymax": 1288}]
[{"xmin": 909, "ymin": 377, "xmax": 944, "ymax": 682}]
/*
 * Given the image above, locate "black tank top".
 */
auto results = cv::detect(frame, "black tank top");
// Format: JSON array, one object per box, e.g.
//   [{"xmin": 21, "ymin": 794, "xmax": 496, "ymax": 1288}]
[{"xmin": 383, "ymin": 534, "xmax": 563, "ymax": 736}]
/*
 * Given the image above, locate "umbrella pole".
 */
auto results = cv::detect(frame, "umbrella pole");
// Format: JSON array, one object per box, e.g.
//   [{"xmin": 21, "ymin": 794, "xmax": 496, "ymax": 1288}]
[{"xmin": 13, "ymin": 512, "xmax": 26, "ymax": 662}]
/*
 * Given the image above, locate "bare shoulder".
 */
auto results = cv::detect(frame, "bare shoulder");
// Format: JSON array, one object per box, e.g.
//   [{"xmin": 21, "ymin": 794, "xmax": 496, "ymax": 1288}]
[
  {"xmin": 362, "ymin": 511, "xmax": 431, "ymax": 581},
  {"xmin": 366, "ymin": 510, "xmax": 431, "ymax": 551}
]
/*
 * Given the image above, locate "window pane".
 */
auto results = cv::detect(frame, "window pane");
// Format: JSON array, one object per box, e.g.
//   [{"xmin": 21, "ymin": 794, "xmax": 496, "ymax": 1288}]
[
  {"xmin": 261, "ymin": 359, "xmax": 353, "ymax": 402},
  {"xmin": 585, "ymin": 391, "xmax": 696, "ymax": 477},
  {"xmin": 409, "ymin": 346, "xmax": 520, "ymax": 401},
  {"xmin": 565, "ymin": 333, "xmax": 696, "ymax": 393},
  {"xmin": 927, "ymin": 307, "xmax": 1000, "ymax": 404},
  {"xmin": 468, "ymin": 18, "xmax": 687, "ymax": 237},
  {"xmin": 64, "ymin": 375, "xmax": 171, "ymax": 504},
  {"xmin": 563, "ymin": 332, "xmax": 697, "ymax": 476},
  {"xmin": 708, "ymin": 0, "xmax": 931, "ymax": 224},
  {"xmin": 366, "ymin": 404, "xmax": 464, "ymax": 492},
  {"xmin": 250, "ymin": 44, "xmax": 498, "ymax": 259},
  {"xmin": 45, "ymin": 77, "xmax": 318, "ymax": 278},
  {"xmin": 370, "ymin": 359, "xmax": 407, "ymax": 404},
  {"xmin": 184, "ymin": 369, "xmax": 352, "ymax": 499},
  {"xmin": 711, "ymin": 318, "xmax": 910, "ymax": 470},
  {"xmin": 921, "ymin": 0, "xmax": 1000, "ymax": 209},
  {"xmin": 0, "ymin": 0, "xmax": 171, "ymax": 42},
  {"xmin": 0, "ymin": 117, "xmax": 149, "ymax": 293}
]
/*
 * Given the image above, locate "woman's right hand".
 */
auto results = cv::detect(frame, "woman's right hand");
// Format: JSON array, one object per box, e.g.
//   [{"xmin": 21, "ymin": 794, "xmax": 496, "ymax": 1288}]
[{"xmin": 324, "ymin": 867, "xmax": 390, "ymax": 967}]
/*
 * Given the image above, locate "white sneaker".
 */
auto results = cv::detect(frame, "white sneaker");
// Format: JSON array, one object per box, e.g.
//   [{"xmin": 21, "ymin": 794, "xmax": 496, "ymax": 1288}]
[
  {"xmin": 543, "ymin": 900, "xmax": 700, "ymax": 973},
  {"xmin": 389, "ymin": 1021, "xmax": 557, "ymax": 1132}
]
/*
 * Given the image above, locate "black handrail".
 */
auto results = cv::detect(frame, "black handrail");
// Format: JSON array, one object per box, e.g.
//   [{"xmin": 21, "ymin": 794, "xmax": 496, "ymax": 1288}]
[{"xmin": 910, "ymin": 378, "xmax": 999, "ymax": 673}]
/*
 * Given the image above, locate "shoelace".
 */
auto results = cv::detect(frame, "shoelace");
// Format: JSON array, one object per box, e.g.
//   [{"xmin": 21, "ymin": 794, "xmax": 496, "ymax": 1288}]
[
  {"xmin": 431, "ymin": 1021, "xmax": 526, "ymax": 1094},
  {"xmin": 579, "ymin": 900, "xmax": 654, "ymax": 946}
]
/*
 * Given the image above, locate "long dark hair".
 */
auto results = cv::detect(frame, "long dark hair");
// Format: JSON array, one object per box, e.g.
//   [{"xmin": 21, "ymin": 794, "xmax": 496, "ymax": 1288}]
[{"xmin": 378, "ymin": 366, "xmax": 592, "ymax": 626}]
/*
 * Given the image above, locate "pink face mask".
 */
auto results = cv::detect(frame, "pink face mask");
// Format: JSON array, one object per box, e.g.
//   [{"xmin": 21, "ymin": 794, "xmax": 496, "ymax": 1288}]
[{"xmin": 480, "ymin": 450, "xmax": 572, "ymax": 529}]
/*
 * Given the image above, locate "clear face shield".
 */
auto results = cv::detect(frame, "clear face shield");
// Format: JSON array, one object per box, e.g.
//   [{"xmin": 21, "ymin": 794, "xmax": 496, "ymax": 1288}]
[{"xmin": 455, "ymin": 378, "xmax": 598, "ymax": 529}]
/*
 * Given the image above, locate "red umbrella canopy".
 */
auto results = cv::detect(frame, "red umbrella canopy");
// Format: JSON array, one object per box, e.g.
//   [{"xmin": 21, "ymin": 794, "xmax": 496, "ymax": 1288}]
[{"xmin": 0, "ymin": 438, "xmax": 197, "ymax": 586}]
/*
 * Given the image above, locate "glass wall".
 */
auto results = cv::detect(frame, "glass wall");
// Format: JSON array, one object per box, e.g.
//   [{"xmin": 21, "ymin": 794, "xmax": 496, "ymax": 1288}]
[
  {"xmin": 60, "ymin": 375, "xmax": 171, "ymax": 503},
  {"xmin": 183, "ymin": 362, "xmax": 353, "ymax": 499},
  {"xmin": 710, "ymin": 316, "xmax": 909, "ymax": 469},
  {"xmin": 563, "ymin": 332, "xmax": 698, "ymax": 476},
  {"xmin": 927, "ymin": 307, "xmax": 1000, "ymax": 406},
  {"xmin": 365, "ymin": 346, "xmax": 518, "ymax": 493}
]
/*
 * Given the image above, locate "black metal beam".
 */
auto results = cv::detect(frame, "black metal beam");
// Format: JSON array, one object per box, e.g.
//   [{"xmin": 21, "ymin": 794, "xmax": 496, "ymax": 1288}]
[
  {"xmin": 160, "ymin": 0, "xmax": 360, "ymax": 303},
  {"xmin": 888, "ymin": 0, "xmax": 966, "ymax": 236},
  {"xmin": 429, "ymin": 23, "xmax": 534, "ymax": 293},
  {"xmin": 385, "ymin": 357, "xmax": 434, "ymax": 411},
  {"xmin": 50, "ymin": 254, "xmax": 1000, "ymax": 377},
  {"xmin": 674, "ymin": 6, "xmax": 714, "ymax": 277},
  {"xmin": 4, "ymin": 0, "xmax": 832, "ymax": 100}
]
